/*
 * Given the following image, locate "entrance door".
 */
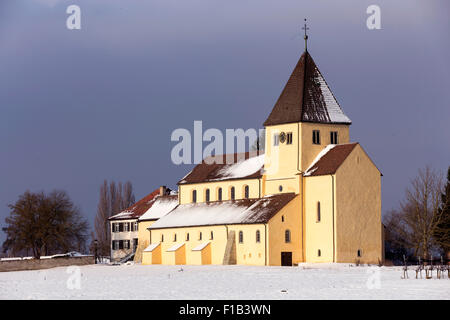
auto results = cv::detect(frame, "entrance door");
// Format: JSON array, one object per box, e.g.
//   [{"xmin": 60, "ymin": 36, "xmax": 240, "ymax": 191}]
[{"xmin": 281, "ymin": 252, "xmax": 292, "ymax": 266}]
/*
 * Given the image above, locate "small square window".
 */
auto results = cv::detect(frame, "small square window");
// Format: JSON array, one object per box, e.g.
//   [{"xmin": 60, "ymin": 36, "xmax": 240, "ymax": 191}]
[
  {"xmin": 330, "ymin": 131, "xmax": 338, "ymax": 144},
  {"xmin": 286, "ymin": 132, "xmax": 293, "ymax": 144},
  {"xmin": 313, "ymin": 130, "xmax": 321, "ymax": 145}
]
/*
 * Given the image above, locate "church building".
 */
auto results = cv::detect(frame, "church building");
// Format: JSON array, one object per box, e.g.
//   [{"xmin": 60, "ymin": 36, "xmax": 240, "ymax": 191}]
[{"xmin": 139, "ymin": 40, "xmax": 384, "ymax": 266}]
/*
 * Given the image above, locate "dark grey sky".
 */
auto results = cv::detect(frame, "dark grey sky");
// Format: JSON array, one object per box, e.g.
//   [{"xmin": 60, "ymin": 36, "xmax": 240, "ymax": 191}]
[{"xmin": 1, "ymin": 0, "xmax": 449, "ymax": 244}]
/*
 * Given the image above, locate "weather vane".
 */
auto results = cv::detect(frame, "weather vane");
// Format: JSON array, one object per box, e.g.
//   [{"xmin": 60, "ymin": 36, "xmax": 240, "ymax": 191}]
[{"xmin": 302, "ymin": 18, "xmax": 309, "ymax": 52}]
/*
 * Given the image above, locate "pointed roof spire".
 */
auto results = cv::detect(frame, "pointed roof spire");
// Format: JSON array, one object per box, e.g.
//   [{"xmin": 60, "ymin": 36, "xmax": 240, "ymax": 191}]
[
  {"xmin": 302, "ymin": 18, "xmax": 309, "ymax": 52},
  {"xmin": 263, "ymin": 51, "xmax": 352, "ymax": 127}
]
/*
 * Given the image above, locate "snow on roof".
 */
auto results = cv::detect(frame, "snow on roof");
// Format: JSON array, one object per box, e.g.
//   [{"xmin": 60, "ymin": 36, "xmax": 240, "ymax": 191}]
[
  {"xmin": 138, "ymin": 195, "xmax": 178, "ymax": 221},
  {"xmin": 144, "ymin": 243, "xmax": 160, "ymax": 252},
  {"xmin": 214, "ymin": 154, "xmax": 264, "ymax": 181},
  {"xmin": 178, "ymin": 151, "xmax": 264, "ymax": 185},
  {"xmin": 302, "ymin": 71, "xmax": 351, "ymax": 124},
  {"xmin": 304, "ymin": 144, "xmax": 336, "ymax": 176},
  {"xmin": 166, "ymin": 243, "xmax": 185, "ymax": 252},
  {"xmin": 149, "ymin": 193, "xmax": 296, "ymax": 229},
  {"xmin": 304, "ymin": 143, "xmax": 359, "ymax": 177},
  {"xmin": 109, "ymin": 189, "xmax": 160, "ymax": 220},
  {"xmin": 192, "ymin": 242, "xmax": 210, "ymax": 251}
]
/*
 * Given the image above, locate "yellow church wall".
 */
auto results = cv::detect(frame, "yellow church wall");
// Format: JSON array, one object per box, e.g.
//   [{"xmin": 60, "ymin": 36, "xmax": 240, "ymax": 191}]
[
  {"xmin": 149, "ymin": 226, "xmax": 228, "ymax": 265},
  {"xmin": 300, "ymin": 122, "xmax": 350, "ymax": 171},
  {"xmin": 264, "ymin": 176, "xmax": 299, "ymax": 196},
  {"xmin": 267, "ymin": 195, "xmax": 302, "ymax": 266},
  {"xmin": 142, "ymin": 244, "xmax": 161, "ymax": 265},
  {"xmin": 264, "ymin": 123, "xmax": 300, "ymax": 180},
  {"xmin": 134, "ymin": 220, "xmax": 156, "ymax": 263},
  {"xmin": 165, "ymin": 244, "xmax": 186, "ymax": 265},
  {"xmin": 145, "ymin": 224, "xmax": 267, "ymax": 265},
  {"xmin": 304, "ymin": 175, "xmax": 336, "ymax": 263},
  {"xmin": 227, "ymin": 224, "xmax": 266, "ymax": 266},
  {"xmin": 191, "ymin": 243, "xmax": 211, "ymax": 265},
  {"xmin": 178, "ymin": 178, "xmax": 261, "ymax": 205},
  {"xmin": 334, "ymin": 145, "xmax": 382, "ymax": 264}
]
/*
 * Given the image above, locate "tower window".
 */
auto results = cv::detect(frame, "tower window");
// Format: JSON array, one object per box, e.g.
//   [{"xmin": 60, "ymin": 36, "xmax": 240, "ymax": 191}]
[
  {"xmin": 357, "ymin": 249, "xmax": 362, "ymax": 257},
  {"xmin": 256, "ymin": 230, "xmax": 261, "ymax": 243},
  {"xmin": 285, "ymin": 230, "xmax": 291, "ymax": 243},
  {"xmin": 186, "ymin": 233, "xmax": 190, "ymax": 241},
  {"xmin": 273, "ymin": 134, "xmax": 279, "ymax": 146},
  {"xmin": 210, "ymin": 231, "xmax": 214, "ymax": 240},
  {"xmin": 205, "ymin": 189, "xmax": 210, "ymax": 202},
  {"xmin": 161, "ymin": 234, "xmax": 164, "ymax": 242},
  {"xmin": 317, "ymin": 201, "xmax": 321, "ymax": 222},
  {"xmin": 192, "ymin": 190, "xmax": 197, "ymax": 203},
  {"xmin": 199, "ymin": 232, "xmax": 202, "ymax": 240},
  {"xmin": 217, "ymin": 188, "xmax": 222, "ymax": 201},
  {"xmin": 244, "ymin": 185, "xmax": 249, "ymax": 199},
  {"xmin": 239, "ymin": 231, "xmax": 244, "ymax": 243},
  {"xmin": 281, "ymin": 215, "xmax": 284, "ymax": 222},
  {"xmin": 230, "ymin": 187, "xmax": 235, "ymax": 200},
  {"xmin": 330, "ymin": 131, "xmax": 338, "ymax": 144},
  {"xmin": 287, "ymin": 132, "xmax": 293, "ymax": 144},
  {"xmin": 173, "ymin": 233, "xmax": 177, "ymax": 242},
  {"xmin": 312, "ymin": 130, "xmax": 321, "ymax": 145}
]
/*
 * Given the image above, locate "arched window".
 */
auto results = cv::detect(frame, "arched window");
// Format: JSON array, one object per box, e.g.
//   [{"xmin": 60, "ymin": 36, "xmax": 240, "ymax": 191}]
[
  {"xmin": 230, "ymin": 187, "xmax": 235, "ymax": 200},
  {"xmin": 205, "ymin": 189, "xmax": 210, "ymax": 202},
  {"xmin": 285, "ymin": 229, "xmax": 291, "ymax": 243},
  {"xmin": 186, "ymin": 233, "xmax": 190, "ymax": 241},
  {"xmin": 199, "ymin": 232, "xmax": 202, "ymax": 240},
  {"xmin": 256, "ymin": 230, "xmax": 261, "ymax": 243},
  {"xmin": 317, "ymin": 201, "xmax": 321, "ymax": 222},
  {"xmin": 217, "ymin": 188, "xmax": 222, "ymax": 201},
  {"xmin": 173, "ymin": 233, "xmax": 177, "ymax": 242},
  {"xmin": 239, "ymin": 231, "xmax": 244, "ymax": 243},
  {"xmin": 318, "ymin": 249, "xmax": 321, "ymax": 257},
  {"xmin": 192, "ymin": 190, "xmax": 197, "ymax": 203},
  {"xmin": 244, "ymin": 185, "xmax": 249, "ymax": 199},
  {"xmin": 161, "ymin": 234, "xmax": 164, "ymax": 242},
  {"xmin": 210, "ymin": 231, "xmax": 214, "ymax": 240}
]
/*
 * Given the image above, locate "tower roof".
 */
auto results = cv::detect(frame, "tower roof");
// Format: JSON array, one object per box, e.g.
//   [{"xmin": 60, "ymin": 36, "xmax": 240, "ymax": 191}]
[{"xmin": 263, "ymin": 51, "xmax": 351, "ymax": 127}]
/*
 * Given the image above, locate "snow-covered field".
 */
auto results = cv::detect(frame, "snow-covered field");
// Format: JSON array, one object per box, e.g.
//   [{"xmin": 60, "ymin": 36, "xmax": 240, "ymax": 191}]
[{"xmin": 0, "ymin": 263, "xmax": 448, "ymax": 300}]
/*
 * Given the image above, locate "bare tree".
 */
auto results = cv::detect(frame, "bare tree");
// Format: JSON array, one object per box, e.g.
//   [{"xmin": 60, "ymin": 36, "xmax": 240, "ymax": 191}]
[
  {"xmin": 93, "ymin": 180, "xmax": 135, "ymax": 256},
  {"xmin": 387, "ymin": 166, "xmax": 444, "ymax": 260},
  {"xmin": 94, "ymin": 181, "xmax": 111, "ymax": 256},
  {"xmin": 122, "ymin": 181, "xmax": 135, "ymax": 209},
  {"xmin": 2, "ymin": 190, "xmax": 88, "ymax": 258}
]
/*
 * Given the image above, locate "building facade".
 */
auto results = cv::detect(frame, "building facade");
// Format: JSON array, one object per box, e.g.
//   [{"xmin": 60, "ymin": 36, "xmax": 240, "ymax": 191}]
[
  {"xmin": 109, "ymin": 186, "xmax": 174, "ymax": 262},
  {"xmin": 140, "ymin": 49, "xmax": 384, "ymax": 266}
]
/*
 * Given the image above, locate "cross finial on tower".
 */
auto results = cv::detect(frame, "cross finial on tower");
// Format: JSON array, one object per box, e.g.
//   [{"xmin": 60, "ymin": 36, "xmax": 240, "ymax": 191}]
[{"xmin": 302, "ymin": 18, "xmax": 309, "ymax": 52}]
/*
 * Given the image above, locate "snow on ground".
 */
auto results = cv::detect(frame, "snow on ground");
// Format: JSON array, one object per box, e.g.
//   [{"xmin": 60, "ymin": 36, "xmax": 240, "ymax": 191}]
[{"xmin": 0, "ymin": 263, "xmax": 448, "ymax": 300}]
